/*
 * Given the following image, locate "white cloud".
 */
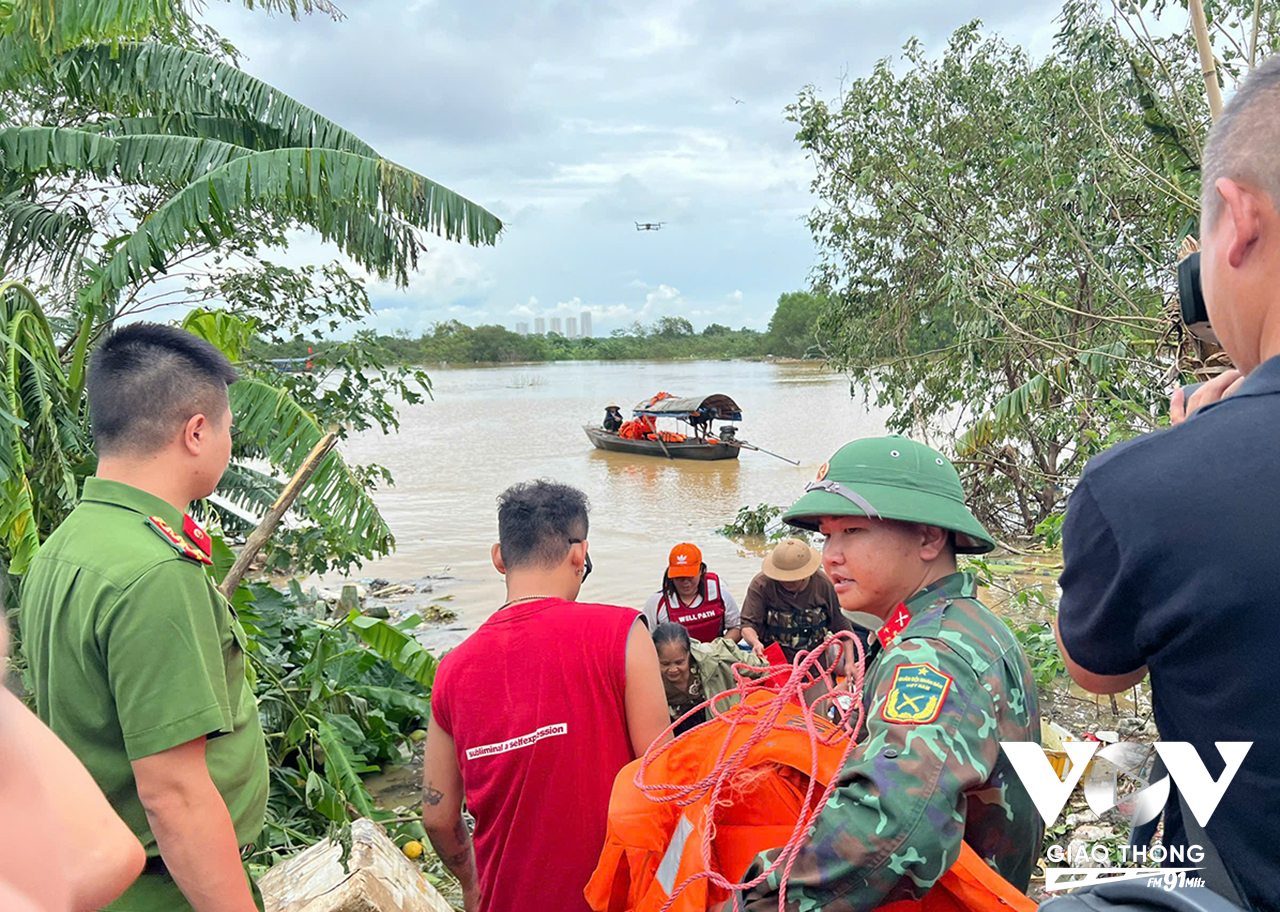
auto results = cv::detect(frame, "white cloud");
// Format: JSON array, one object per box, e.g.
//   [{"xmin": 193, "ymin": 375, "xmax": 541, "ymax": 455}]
[{"xmin": 197, "ymin": 0, "xmax": 1066, "ymax": 337}]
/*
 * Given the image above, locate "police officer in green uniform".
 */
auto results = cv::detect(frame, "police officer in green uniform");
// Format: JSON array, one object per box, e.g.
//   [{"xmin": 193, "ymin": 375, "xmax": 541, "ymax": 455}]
[
  {"xmin": 19, "ymin": 323, "xmax": 268, "ymax": 912},
  {"xmin": 742, "ymin": 436, "xmax": 1042, "ymax": 910}
]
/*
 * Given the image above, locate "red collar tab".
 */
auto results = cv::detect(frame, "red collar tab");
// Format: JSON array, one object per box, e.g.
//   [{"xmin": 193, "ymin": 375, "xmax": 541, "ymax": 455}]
[
  {"xmin": 878, "ymin": 603, "xmax": 913, "ymax": 649},
  {"xmin": 146, "ymin": 516, "xmax": 213, "ymax": 566},
  {"xmin": 183, "ymin": 515, "xmax": 212, "ymax": 557}
]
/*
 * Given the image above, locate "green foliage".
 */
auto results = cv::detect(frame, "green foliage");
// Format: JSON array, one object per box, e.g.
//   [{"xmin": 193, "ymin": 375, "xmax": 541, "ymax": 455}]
[
  {"xmin": 766, "ymin": 290, "xmax": 828, "ymax": 358},
  {"xmin": 260, "ymin": 318, "xmax": 780, "ymax": 365},
  {"xmin": 653, "ymin": 316, "xmax": 694, "ymax": 338},
  {"xmin": 0, "ymin": 0, "xmax": 338, "ymax": 74},
  {"xmin": 348, "ymin": 612, "xmax": 437, "ymax": 687},
  {"xmin": 0, "ymin": 126, "xmax": 500, "ymax": 307},
  {"xmin": 255, "ymin": 287, "xmax": 840, "ymax": 367},
  {"xmin": 1008, "ymin": 619, "xmax": 1067, "ymax": 690},
  {"xmin": 794, "ymin": 14, "xmax": 1202, "ymax": 538},
  {"xmin": 0, "ymin": 1, "xmax": 473, "ymax": 898},
  {"xmin": 227, "ymin": 378, "xmax": 394, "ymax": 564},
  {"xmin": 1035, "ymin": 513, "xmax": 1066, "ymax": 550},
  {"xmin": 237, "ymin": 582, "xmax": 438, "ymax": 862},
  {"xmin": 0, "ymin": 280, "xmax": 90, "ymax": 578},
  {"xmin": 969, "ymin": 555, "xmax": 1065, "ymax": 688},
  {"xmin": 0, "ymin": 0, "xmax": 496, "ymax": 578},
  {"xmin": 181, "ymin": 308, "xmax": 258, "ymax": 361},
  {"xmin": 719, "ymin": 503, "xmax": 785, "ymax": 538}
]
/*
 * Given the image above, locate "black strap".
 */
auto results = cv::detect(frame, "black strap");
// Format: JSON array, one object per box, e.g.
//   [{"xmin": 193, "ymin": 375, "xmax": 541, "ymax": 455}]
[
  {"xmin": 1127, "ymin": 756, "xmax": 1249, "ymax": 910},
  {"xmin": 1176, "ymin": 789, "xmax": 1249, "ymax": 910}
]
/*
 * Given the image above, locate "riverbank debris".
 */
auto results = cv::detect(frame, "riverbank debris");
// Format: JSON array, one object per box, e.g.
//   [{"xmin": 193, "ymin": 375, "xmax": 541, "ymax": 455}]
[{"xmin": 260, "ymin": 817, "xmax": 452, "ymax": 912}]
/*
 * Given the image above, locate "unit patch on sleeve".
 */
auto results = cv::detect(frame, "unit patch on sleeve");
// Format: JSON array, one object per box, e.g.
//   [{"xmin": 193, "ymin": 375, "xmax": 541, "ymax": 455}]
[{"xmin": 880, "ymin": 662, "xmax": 952, "ymax": 725}]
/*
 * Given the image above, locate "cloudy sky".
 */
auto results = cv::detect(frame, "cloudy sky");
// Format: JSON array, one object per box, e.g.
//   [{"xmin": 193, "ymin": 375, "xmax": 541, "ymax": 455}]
[{"xmin": 201, "ymin": 0, "xmax": 1067, "ymax": 337}]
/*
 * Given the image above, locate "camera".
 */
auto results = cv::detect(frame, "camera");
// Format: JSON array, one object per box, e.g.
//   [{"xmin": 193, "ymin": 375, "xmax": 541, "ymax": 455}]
[{"xmin": 1178, "ymin": 251, "xmax": 1219, "ymax": 344}]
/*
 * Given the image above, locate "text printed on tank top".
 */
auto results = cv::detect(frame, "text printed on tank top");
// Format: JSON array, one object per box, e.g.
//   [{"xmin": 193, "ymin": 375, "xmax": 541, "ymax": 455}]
[{"xmin": 465, "ymin": 722, "xmax": 568, "ymax": 760}]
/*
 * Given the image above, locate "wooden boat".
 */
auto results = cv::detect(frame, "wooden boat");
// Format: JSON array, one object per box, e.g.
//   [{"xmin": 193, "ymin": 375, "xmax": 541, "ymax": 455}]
[
  {"xmin": 584, "ymin": 425, "xmax": 741, "ymax": 460},
  {"xmin": 584, "ymin": 393, "xmax": 744, "ymax": 461}
]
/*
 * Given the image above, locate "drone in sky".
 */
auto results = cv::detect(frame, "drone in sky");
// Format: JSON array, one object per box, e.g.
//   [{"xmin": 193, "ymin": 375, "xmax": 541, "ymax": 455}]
[
  {"xmin": 731, "ymin": 96, "xmax": 744, "ymax": 104},
  {"xmin": 635, "ymin": 222, "xmax": 666, "ymax": 231}
]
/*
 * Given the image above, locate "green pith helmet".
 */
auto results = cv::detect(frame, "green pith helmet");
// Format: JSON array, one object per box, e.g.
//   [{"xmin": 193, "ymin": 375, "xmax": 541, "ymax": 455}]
[{"xmin": 783, "ymin": 435, "xmax": 996, "ymax": 554}]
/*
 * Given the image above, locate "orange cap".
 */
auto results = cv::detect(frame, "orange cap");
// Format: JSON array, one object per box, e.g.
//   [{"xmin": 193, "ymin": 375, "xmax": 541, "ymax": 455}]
[{"xmin": 667, "ymin": 543, "xmax": 702, "ymax": 578}]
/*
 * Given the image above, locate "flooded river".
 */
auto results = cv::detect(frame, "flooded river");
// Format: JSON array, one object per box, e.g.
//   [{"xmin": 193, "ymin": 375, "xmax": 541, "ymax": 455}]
[
  {"xmin": 333, "ymin": 360, "xmax": 891, "ymax": 635},
  {"xmin": 339, "ymin": 358, "xmax": 1139, "ymax": 788}
]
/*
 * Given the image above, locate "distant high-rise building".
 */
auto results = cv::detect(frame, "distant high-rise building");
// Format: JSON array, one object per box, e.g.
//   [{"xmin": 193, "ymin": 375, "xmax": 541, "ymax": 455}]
[
  {"xmin": 581, "ymin": 310, "xmax": 593, "ymax": 338},
  {"xmin": 534, "ymin": 317, "xmax": 546, "ymax": 335},
  {"xmin": 516, "ymin": 322, "xmax": 529, "ymax": 336},
  {"xmin": 550, "ymin": 317, "xmax": 563, "ymax": 335},
  {"xmin": 566, "ymin": 317, "xmax": 578, "ymax": 338}
]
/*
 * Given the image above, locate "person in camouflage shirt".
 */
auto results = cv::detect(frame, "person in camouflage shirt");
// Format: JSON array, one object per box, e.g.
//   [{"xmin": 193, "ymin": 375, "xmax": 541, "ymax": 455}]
[{"xmin": 742, "ymin": 436, "xmax": 1042, "ymax": 911}]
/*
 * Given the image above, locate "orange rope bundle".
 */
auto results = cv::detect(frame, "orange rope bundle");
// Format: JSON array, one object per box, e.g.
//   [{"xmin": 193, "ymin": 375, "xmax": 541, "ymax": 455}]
[{"xmin": 634, "ymin": 632, "xmax": 867, "ymax": 911}]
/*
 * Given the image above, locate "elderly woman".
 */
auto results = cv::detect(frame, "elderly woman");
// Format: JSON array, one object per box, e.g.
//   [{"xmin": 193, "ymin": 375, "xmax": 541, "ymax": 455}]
[
  {"xmin": 643, "ymin": 543, "xmax": 741, "ymax": 643},
  {"xmin": 651, "ymin": 623, "xmax": 709, "ymax": 736}
]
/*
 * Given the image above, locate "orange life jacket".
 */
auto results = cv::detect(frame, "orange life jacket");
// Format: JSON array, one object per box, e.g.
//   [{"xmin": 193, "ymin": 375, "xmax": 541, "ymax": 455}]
[
  {"xmin": 619, "ymin": 417, "xmax": 657, "ymax": 440},
  {"xmin": 584, "ymin": 692, "xmax": 1035, "ymax": 912}
]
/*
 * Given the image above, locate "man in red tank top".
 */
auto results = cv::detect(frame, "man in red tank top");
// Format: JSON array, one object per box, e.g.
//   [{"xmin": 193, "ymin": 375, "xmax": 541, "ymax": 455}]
[{"xmin": 422, "ymin": 481, "xmax": 669, "ymax": 912}]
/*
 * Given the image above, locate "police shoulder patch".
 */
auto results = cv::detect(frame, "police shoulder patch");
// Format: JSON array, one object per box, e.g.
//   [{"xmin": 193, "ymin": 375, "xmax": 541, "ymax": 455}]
[
  {"xmin": 880, "ymin": 662, "xmax": 952, "ymax": 725},
  {"xmin": 145, "ymin": 516, "xmax": 213, "ymax": 566}
]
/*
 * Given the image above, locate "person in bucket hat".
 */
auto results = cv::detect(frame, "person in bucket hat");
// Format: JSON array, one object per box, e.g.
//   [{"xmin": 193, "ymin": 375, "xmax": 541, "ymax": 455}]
[
  {"xmin": 739, "ymin": 538, "xmax": 854, "ymax": 672},
  {"xmin": 741, "ymin": 436, "xmax": 1042, "ymax": 911}
]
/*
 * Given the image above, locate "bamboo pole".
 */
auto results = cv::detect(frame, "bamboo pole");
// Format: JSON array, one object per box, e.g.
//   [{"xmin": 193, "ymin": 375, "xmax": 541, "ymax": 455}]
[
  {"xmin": 1250, "ymin": 0, "xmax": 1263, "ymax": 68},
  {"xmin": 218, "ymin": 431, "xmax": 339, "ymax": 598},
  {"xmin": 1189, "ymin": 0, "xmax": 1224, "ymax": 120}
]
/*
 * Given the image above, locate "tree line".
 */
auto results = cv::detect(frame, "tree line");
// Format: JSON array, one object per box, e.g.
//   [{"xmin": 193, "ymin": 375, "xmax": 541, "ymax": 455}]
[
  {"xmin": 802, "ymin": 2, "xmax": 1266, "ymax": 540},
  {"xmin": 253, "ymin": 290, "xmax": 830, "ymax": 364}
]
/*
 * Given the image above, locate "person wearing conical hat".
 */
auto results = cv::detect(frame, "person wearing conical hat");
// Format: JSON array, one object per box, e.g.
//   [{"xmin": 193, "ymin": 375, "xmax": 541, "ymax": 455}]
[
  {"xmin": 741, "ymin": 436, "xmax": 1042, "ymax": 911},
  {"xmin": 601, "ymin": 403, "xmax": 623, "ymax": 432}
]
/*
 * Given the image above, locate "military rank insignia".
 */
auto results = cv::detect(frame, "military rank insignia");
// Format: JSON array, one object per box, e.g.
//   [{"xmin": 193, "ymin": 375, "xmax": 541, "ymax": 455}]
[
  {"xmin": 146, "ymin": 516, "xmax": 213, "ymax": 565},
  {"xmin": 881, "ymin": 662, "xmax": 952, "ymax": 725}
]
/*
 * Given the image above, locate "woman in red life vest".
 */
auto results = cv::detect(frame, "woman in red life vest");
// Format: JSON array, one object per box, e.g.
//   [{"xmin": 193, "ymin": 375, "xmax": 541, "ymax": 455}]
[{"xmin": 642, "ymin": 543, "xmax": 741, "ymax": 643}]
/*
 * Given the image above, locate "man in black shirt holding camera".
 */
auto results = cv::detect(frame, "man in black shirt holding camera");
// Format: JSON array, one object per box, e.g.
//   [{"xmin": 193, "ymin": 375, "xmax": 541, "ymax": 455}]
[{"xmin": 1056, "ymin": 57, "xmax": 1280, "ymax": 910}]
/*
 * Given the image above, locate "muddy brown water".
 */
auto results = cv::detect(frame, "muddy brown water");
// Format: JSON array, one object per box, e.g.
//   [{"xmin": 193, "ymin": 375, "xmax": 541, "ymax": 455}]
[
  {"xmin": 326, "ymin": 360, "xmax": 890, "ymax": 645},
  {"xmin": 326, "ymin": 359, "xmax": 1139, "ymax": 727},
  {"xmin": 338, "ymin": 361, "xmax": 1148, "ymax": 818}
]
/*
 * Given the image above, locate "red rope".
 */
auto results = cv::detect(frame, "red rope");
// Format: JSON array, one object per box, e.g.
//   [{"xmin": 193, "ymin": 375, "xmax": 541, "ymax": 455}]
[{"xmin": 633, "ymin": 631, "xmax": 868, "ymax": 911}]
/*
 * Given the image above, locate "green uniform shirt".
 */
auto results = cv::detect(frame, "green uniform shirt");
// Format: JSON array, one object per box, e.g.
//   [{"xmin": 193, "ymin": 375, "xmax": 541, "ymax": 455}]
[
  {"xmin": 19, "ymin": 478, "xmax": 268, "ymax": 912},
  {"xmin": 744, "ymin": 572, "xmax": 1042, "ymax": 910}
]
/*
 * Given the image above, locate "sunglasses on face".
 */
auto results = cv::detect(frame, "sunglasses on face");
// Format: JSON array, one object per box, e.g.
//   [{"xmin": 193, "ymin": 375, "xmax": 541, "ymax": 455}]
[{"xmin": 568, "ymin": 538, "xmax": 592, "ymax": 583}]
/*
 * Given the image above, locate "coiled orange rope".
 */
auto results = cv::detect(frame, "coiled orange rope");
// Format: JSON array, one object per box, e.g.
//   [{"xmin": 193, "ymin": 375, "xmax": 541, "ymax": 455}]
[{"xmin": 633, "ymin": 631, "xmax": 868, "ymax": 911}]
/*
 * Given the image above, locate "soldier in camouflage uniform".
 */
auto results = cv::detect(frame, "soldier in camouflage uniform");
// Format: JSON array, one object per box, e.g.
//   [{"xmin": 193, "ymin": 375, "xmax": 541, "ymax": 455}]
[{"xmin": 742, "ymin": 436, "xmax": 1042, "ymax": 910}]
